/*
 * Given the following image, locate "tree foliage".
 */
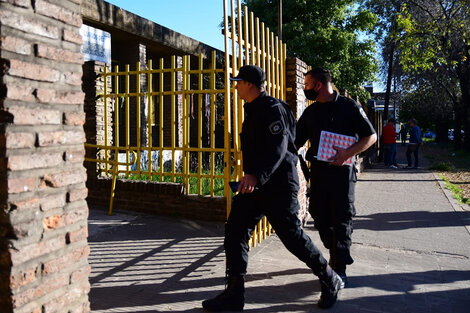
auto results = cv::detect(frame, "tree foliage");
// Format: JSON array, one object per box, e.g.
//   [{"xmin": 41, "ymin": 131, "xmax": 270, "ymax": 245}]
[
  {"xmin": 396, "ymin": 0, "xmax": 470, "ymax": 148},
  {"xmin": 243, "ymin": 0, "xmax": 378, "ymax": 104}
]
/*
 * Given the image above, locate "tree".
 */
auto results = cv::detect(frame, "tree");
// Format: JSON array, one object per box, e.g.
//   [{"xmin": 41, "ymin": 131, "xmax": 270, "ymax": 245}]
[
  {"xmin": 362, "ymin": 0, "xmax": 405, "ymax": 122},
  {"xmin": 243, "ymin": 0, "xmax": 379, "ymax": 104},
  {"xmin": 397, "ymin": 0, "xmax": 470, "ymax": 149}
]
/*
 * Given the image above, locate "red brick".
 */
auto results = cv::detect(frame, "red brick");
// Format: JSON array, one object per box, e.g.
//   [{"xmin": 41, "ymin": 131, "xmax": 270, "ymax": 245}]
[
  {"xmin": 8, "ymin": 105, "xmax": 62, "ymax": 125},
  {"xmin": 63, "ymin": 29, "xmax": 82, "ymax": 45},
  {"xmin": 0, "ymin": 10, "xmax": 59, "ymax": 39},
  {"xmin": 36, "ymin": 0, "xmax": 82, "ymax": 27},
  {"xmin": 7, "ymin": 177, "xmax": 36, "ymax": 194},
  {"xmin": 5, "ymin": 132, "xmax": 35, "ymax": 149},
  {"xmin": 64, "ymin": 149, "xmax": 85, "ymax": 164},
  {"xmin": 5, "ymin": 84, "xmax": 35, "ymax": 101},
  {"xmin": 64, "ymin": 111, "xmax": 85, "ymax": 126},
  {"xmin": 42, "ymin": 246, "xmax": 89, "ymax": 275},
  {"xmin": 12, "ymin": 219, "xmax": 41, "ymax": 238},
  {"xmin": 8, "ymin": 59, "xmax": 61, "ymax": 82},
  {"xmin": 68, "ymin": 187, "xmax": 88, "ymax": 202},
  {"xmin": 8, "ymin": 152, "xmax": 63, "ymax": 171},
  {"xmin": 70, "ymin": 265, "xmax": 90, "ymax": 283},
  {"xmin": 61, "ymin": 71, "xmax": 82, "ymax": 86},
  {"xmin": 66, "ymin": 226, "xmax": 88, "ymax": 244},
  {"xmin": 43, "ymin": 214, "xmax": 65, "ymax": 231},
  {"xmin": 35, "ymin": 89, "xmax": 84, "ymax": 105},
  {"xmin": 0, "ymin": 0, "xmax": 30, "ymax": 7},
  {"xmin": 40, "ymin": 194, "xmax": 66, "ymax": 212},
  {"xmin": 41, "ymin": 168, "xmax": 86, "ymax": 188},
  {"xmin": 10, "ymin": 236, "xmax": 65, "ymax": 265},
  {"xmin": 11, "ymin": 274, "xmax": 68, "ymax": 308},
  {"xmin": 38, "ymin": 130, "xmax": 85, "ymax": 147},
  {"xmin": 10, "ymin": 198, "xmax": 40, "ymax": 212},
  {"xmin": 10, "ymin": 266, "xmax": 37, "ymax": 289},
  {"xmin": 69, "ymin": 301, "xmax": 91, "ymax": 313},
  {"xmin": 36, "ymin": 44, "xmax": 83, "ymax": 64},
  {"xmin": 43, "ymin": 291, "xmax": 73, "ymax": 313},
  {"xmin": 64, "ymin": 204, "xmax": 88, "ymax": 225},
  {"xmin": 0, "ymin": 35, "xmax": 31, "ymax": 55}
]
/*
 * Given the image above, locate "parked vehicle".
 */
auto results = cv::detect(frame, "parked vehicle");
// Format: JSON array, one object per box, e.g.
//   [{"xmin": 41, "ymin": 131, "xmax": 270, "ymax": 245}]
[{"xmin": 423, "ymin": 131, "xmax": 436, "ymax": 139}]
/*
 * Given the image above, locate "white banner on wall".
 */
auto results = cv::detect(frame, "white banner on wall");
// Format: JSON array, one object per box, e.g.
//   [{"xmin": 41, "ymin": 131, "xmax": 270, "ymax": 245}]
[{"xmin": 80, "ymin": 24, "xmax": 111, "ymax": 64}]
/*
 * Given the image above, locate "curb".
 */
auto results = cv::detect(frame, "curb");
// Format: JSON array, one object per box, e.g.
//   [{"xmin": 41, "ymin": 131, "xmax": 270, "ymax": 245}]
[{"xmin": 432, "ymin": 172, "xmax": 470, "ymax": 236}]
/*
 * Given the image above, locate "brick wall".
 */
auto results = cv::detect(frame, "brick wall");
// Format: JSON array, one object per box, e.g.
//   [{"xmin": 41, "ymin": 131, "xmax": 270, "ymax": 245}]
[
  {"xmin": 286, "ymin": 57, "xmax": 310, "ymax": 224},
  {"xmin": 0, "ymin": 0, "xmax": 90, "ymax": 312},
  {"xmin": 87, "ymin": 178, "xmax": 227, "ymax": 222}
]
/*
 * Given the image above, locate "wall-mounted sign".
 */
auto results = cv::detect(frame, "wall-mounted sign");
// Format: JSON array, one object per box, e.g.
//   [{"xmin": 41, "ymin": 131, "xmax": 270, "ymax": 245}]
[{"xmin": 80, "ymin": 24, "xmax": 111, "ymax": 64}]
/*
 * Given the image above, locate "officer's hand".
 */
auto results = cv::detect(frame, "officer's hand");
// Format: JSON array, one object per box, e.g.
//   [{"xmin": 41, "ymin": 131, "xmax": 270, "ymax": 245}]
[
  {"xmin": 238, "ymin": 174, "xmax": 258, "ymax": 194},
  {"xmin": 329, "ymin": 146, "xmax": 351, "ymax": 166}
]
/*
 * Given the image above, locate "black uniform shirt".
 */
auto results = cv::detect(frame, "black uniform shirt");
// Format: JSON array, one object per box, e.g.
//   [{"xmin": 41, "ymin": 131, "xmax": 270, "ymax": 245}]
[
  {"xmin": 240, "ymin": 91, "xmax": 299, "ymax": 192},
  {"xmin": 295, "ymin": 92, "xmax": 376, "ymax": 164}
]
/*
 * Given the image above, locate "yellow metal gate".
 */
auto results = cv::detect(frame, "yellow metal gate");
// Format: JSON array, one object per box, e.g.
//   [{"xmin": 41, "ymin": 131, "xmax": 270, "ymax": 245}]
[
  {"xmin": 223, "ymin": 0, "xmax": 287, "ymax": 247},
  {"xmin": 84, "ymin": 0, "xmax": 286, "ymax": 248}
]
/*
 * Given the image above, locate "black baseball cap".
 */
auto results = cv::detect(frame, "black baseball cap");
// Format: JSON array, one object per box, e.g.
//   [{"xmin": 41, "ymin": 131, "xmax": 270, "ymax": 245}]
[{"xmin": 230, "ymin": 65, "xmax": 266, "ymax": 87}]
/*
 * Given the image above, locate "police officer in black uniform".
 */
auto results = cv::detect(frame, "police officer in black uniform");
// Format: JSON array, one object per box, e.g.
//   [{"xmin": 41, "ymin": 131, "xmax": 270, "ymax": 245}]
[
  {"xmin": 202, "ymin": 65, "xmax": 342, "ymax": 312},
  {"xmin": 295, "ymin": 68, "xmax": 377, "ymax": 287}
]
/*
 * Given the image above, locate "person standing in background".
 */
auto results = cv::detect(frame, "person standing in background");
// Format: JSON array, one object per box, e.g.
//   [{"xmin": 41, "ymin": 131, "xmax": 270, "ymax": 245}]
[
  {"xmin": 383, "ymin": 118, "xmax": 398, "ymax": 168},
  {"xmin": 406, "ymin": 118, "xmax": 423, "ymax": 168}
]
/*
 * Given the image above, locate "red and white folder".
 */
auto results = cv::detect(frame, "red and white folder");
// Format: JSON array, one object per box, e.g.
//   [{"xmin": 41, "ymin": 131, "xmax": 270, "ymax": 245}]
[{"xmin": 316, "ymin": 131, "xmax": 357, "ymax": 165}]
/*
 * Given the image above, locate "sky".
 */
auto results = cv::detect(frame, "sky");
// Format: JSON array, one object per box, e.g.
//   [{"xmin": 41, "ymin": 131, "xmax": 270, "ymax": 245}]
[{"xmin": 105, "ymin": 0, "xmax": 226, "ymax": 51}]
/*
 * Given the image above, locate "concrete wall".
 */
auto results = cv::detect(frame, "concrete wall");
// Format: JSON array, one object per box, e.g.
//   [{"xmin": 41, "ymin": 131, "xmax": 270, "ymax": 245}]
[{"xmin": 0, "ymin": 0, "xmax": 90, "ymax": 312}]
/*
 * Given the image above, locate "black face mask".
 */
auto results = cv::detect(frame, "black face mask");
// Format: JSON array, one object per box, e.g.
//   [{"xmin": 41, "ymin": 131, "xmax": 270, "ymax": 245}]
[{"xmin": 304, "ymin": 88, "xmax": 319, "ymax": 101}]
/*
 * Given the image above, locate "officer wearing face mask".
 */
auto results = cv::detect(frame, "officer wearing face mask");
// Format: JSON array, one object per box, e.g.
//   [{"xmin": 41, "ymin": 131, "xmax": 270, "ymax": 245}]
[{"xmin": 295, "ymin": 68, "xmax": 377, "ymax": 288}]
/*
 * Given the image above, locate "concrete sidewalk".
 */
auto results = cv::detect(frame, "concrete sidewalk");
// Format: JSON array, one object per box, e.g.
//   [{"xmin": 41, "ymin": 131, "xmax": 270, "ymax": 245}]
[{"xmin": 87, "ymin": 152, "xmax": 470, "ymax": 312}]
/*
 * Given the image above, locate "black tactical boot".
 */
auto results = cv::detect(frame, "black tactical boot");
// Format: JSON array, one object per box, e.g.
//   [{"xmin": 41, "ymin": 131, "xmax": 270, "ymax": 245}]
[
  {"xmin": 202, "ymin": 275, "xmax": 245, "ymax": 312},
  {"xmin": 317, "ymin": 266, "xmax": 342, "ymax": 309}
]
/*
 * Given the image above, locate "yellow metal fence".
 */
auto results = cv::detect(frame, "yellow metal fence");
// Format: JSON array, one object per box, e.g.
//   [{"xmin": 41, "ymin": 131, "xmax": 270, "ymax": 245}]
[{"xmin": 84, "ymin": 0, "xmax": 287, "ymax": 248}]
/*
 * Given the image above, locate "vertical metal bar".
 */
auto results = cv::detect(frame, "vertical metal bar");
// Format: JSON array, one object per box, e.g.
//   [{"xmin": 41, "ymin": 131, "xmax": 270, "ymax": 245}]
[
  {"xmin": 282, "ymin": 43, "xmax": 287, "ymax": 101},
  {"xmin": 224, "ymin": 0, "xmax": 233, "ymax": 219},
  {"xmin": 255, "ymin": 17, "xmax": 260, "ymax": 66},
  {"xmin": 184, "ymin": 55, "xmax": 190, "ymax": 194},
  {"xmin": 265, "ymin": 27, "xmax": 271, "ymax": 94},
  {"xmin": 114, "ymin": 65, "xmax": 120, "ymax": 176},
  {"xmin": 237, "ymin": 1, "xmax": 244, "ymax": 67},
  {"xmin": 210, "ymin": 51, "xmax": 216, "ymax": 196},
  {"xmin": 159, "ymin": 58, "xmax": 165, "ymax": 180},
  {"xmin": 125, "ymin": 64, "xmax": 130, "ymax": 176},
  {"xmin": 270, "ymin": 32, "xmax": 276, "ymax": 97},
  {"xmin": 147, "ymin": 59, "xmax": 153, "ymax": 178},
  {"xmin": 103, "ymin": 66, "xmax": 109, "ymax": 175},
  {"xmin": 275, "ymin": 36, "xmax": 280, "ymax": 99},
  {"xmin": 261, "ymin": 22, "xmax": 266, "ymax": 71},
  {"xmin": 250, "ymin": 11, "xmax": 255, "ymax": 66},
  {"xmin": 243, "ymin": 5, "xmax": 249, "ymax": 65},
  {"xmin": 171, "ymin": 56, "xmax": 176, "ymax": 182},
  {"xmin": 136, "ymin": 61, "xmax": 142, "ymax": 178},
  {"xmin": 232, "ymin": 1, "xmax": 240, "ymax": 181},
  {"xmin": 198, "ymin": 54, "xmax": 203, "ymax": 195}
]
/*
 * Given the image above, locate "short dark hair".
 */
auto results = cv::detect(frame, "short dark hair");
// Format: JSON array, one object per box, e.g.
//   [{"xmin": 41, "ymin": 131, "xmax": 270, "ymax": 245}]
[
  {"xmin": 305, "ymin": 68, "xmax": 332, "ymax": 85},
  {"xmin": 410, "ymin": 118, "xmax": 417, "ymax": 125},
  {"xmin": 388, "ymin": 118, "xmax": 396, "ymax": 123}
]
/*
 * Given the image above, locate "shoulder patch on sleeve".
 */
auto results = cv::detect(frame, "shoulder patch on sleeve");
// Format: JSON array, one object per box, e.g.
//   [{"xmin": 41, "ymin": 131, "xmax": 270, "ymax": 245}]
[
  {"xmin": 359, "ymin": 107, "xmax": 368, "ymax": 119},
  {"xmin": 269, "ymin": 120, "xmax": 284, "ymax": 135}
]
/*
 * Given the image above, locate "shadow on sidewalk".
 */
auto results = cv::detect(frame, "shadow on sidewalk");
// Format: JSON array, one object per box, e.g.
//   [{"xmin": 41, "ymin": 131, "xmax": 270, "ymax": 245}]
[{"xmin": 353, "ymin": 211, "xmax": 470, "ymax": 231}]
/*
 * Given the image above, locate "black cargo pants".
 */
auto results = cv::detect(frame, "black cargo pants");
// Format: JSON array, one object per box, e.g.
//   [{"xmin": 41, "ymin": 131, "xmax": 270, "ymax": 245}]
[
  {"xmin": 224, "ymin": 189, "xmax": 328, "ymax": 277},
  {"xmin": 309, "ymin": 163, "xmax": 357, "ymax": 274}
]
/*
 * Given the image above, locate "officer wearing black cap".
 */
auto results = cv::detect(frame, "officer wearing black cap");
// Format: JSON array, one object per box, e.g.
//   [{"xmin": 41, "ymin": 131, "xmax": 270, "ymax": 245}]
[
  {"xmin": 202, "ymin": 65, "xmax": 342, "ymax": 312},
  {"xmin": 295, "ymin": 68, "xmax": 377, "ymax": 288}
]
